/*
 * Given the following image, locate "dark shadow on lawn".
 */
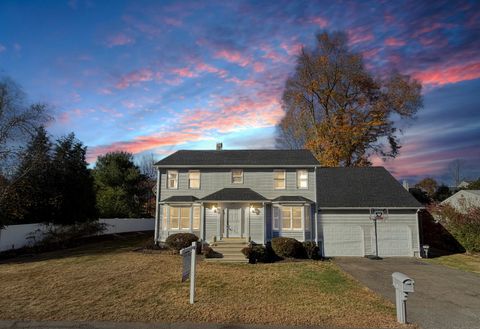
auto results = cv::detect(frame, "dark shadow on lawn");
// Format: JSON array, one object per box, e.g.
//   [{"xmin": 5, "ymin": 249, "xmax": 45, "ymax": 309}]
[{"xmin": 0, "ymin": 231, "xmax": 154, "ymax": 265}]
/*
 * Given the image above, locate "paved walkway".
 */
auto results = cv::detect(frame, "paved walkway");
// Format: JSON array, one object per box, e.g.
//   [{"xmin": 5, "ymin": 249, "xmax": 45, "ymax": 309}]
[{"xmin": 335, "ymin": 257, "xmax": 480, "ymax": 329}]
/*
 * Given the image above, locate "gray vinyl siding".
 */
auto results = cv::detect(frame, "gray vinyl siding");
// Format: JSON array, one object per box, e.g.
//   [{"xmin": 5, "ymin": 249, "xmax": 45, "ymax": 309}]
[
  {"xmin": 318, "ymin": 209, "xmax": 420, "ymax": 257},
  {"xmin": 249, "ymin": 207, "xmax": 265, "ymax": 244},
  {"xmin": 160, "ymin": 168, "xmax": 315, "ymax": 201},
  {"xmin": 205, "ymin": 207, "xmax": 219, "ymax": 243}
]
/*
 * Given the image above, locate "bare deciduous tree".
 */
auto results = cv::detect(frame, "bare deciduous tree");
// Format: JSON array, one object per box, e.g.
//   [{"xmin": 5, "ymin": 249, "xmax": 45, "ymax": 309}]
[
  {"xmin": 138, "ymin": 153, "xmax": 157, "ymax": 180},
  {"xmin": 448, "ymin": 159, "xmax": 464, "ymax": 187}
]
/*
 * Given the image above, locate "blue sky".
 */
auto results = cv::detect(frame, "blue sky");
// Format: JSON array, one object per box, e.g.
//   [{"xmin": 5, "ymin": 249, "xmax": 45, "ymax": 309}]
[{"xmin": 0, "ymin": 0, "xmax": 479, "ymax": 184}]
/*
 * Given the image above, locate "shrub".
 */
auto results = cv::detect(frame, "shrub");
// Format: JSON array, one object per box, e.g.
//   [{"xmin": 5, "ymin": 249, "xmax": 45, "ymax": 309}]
[
  {"xmin": 303, "ymin": 241, "xmax": 321, "ymax": 259},
  {"xmin": 271, "ymin": 237, "xmax": 304, "ymax": 258},
  {"xmin": 165, "ymin": 233, "xmax": 199, "ymax": 251},
  {"xmin": 429, "ymin": 204, "xmax": 480, "ymax": 253},
  {"xmin": 202, "ymin": 246, "xmax": 222, "ymax": 258},
  {"xmin": 241, "ymin": 243, "xmax": 275, "ymax": 263}
]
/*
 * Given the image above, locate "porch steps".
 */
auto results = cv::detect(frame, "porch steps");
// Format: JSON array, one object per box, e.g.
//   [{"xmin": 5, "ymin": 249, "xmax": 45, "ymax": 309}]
[{"xmin": 206, "ymin": 238, "xmax": 249, "ymax": 263}]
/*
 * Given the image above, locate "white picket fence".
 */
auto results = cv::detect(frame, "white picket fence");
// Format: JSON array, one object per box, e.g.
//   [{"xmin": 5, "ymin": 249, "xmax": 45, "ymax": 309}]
[{"xmin": 0, "ymin": 218, "xmax": 155, "ymax": 252}]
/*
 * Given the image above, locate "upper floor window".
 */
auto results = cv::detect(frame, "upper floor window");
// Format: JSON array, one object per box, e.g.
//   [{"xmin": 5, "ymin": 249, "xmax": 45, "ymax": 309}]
[
  {"xmin": 188, "ymin": 170, "xmax": 200, "ymax": 189},
  {"xmin": 167, "ymin": 170, "xmax": 178, "ymax": 189},
  {"xmin": 297, "ymin": 169, "xmax": 308, "ymax": 189},
  {"xmin": 274, "ymin": 169, "xmax": 286, "ymax": 189},
  {"xmin": 232, "ymin": 169, "xmax": 243, "ymax": 184}
]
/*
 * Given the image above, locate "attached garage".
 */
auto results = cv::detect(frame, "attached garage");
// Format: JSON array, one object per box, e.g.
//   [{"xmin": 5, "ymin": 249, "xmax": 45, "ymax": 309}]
[{"xmin": 316, "ymin": 167, "xmax": 422, "ymax": 258}]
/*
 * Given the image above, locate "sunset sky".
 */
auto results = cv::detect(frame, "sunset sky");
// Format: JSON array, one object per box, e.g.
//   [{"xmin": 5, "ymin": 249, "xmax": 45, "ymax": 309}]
[{"xmin": 0, "ymin": 0, "xmax": 479, "ymax": 184}]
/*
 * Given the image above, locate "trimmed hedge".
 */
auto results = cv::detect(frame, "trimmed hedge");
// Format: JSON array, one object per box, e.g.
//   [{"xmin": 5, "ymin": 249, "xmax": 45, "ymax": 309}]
[
  {"xmin": 271, "ymin": 237, "xmax": 304, "ymax": 258},
  {"xmin": 165, "ymin": 233, "xmax": 198, "ymax": 251},
  {"xmin": 242, "ymin": 242, "xmax": 276, "ymax": 263}
]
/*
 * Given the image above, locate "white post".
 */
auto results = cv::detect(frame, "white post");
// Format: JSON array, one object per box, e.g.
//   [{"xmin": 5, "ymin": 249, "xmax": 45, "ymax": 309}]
[
  {"xmin": 154, "ymin": 168, "xmax": 161, "ymax": 243},
  {"xmin": 190, "ymin": 241, "xmax": 196, "ymax": 304}
]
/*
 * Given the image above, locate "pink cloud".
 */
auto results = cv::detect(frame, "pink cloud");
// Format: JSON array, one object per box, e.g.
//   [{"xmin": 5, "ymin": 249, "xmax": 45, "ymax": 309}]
[
  {"xmin": 260, "ymin": 44, "xmax": 288, "ymax": 63},
  {"xmin": 195, "ymin": 62, "xmax": 228, "ymax": 78},
  {"xmin": 253, "ymin": 62, "xmax": 266, "ymax": 73},
  {"xmin": 384, "ymin": 37, "xmax": 406, "ymax": 47},
  {"xmin": 215, "ymin": 49, "xmax": 250, "ymax": 67},
  {"xmin": 87, "ymin": 131, "xmax": 204, "ymax": 163},
  {"xmin": 413, "ymin": 61, "xmax": 480, "ymax": 86},
  {"xmin": 309, "ymin": 17, "xmax": 328, "ymax": 28},
  {"xmin": 116, "ymin": 68, "xmax": 154, "ymax": 89},
  {"xmin": 348, "ymin": 27, "xmax": 374, "ymax": 45},
  {"xmin": 280, "ymin": 41, "xmax": 302, "ymax": 57},
  {"xmin": 172, "ymin": 67, "xmax": 198, "ymax": 78},
  {"xmin": 106, "ymin": 33, "xmax": 135, "ymax": 47}
]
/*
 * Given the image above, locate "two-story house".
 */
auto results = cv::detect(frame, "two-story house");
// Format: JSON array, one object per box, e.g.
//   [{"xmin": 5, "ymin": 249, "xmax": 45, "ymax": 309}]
[
  {"xmin": 154, "ymin": 148, "xmax": 318, "ymax": 245},
  {"xmin": 154, "ymin": 146, "xmax": 422, "ymax": 257}
]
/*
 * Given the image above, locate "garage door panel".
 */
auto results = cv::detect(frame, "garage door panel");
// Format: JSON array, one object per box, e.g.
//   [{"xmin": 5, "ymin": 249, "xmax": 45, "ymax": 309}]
[
  {"xmin": 323, "ymin": 224, "xmax": 364, "ymax": 256},
  {"xmin": 372, "ymin": 224, "xmax": 412, "ymax": 257}
]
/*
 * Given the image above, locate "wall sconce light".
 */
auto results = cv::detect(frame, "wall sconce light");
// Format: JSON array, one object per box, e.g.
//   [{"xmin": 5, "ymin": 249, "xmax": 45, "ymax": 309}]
[
  {"xmin": 250, "ymin": 204, "xmax": 260, "ymax": 215},
  {"xmin": 212, "ymin": 204, "xmax": 218, "ymax": 213}
]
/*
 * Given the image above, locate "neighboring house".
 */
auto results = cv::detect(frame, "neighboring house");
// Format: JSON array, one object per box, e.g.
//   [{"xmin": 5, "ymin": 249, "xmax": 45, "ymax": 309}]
[
  {"xmin": 153, "ymin": 148, "xmax": 422, "ymax": 257},
  {"xmin": 441, "ymin": 190, "xmax": 480, "ymax": 212}
]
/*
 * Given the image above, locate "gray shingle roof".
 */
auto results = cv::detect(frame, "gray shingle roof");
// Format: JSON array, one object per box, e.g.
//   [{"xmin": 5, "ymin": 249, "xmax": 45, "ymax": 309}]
[
  {"xmin": 317, "ymin": 167, "xmax": 422, "ymax": 208},
  {"xmin": 271, "ymin": 196, "xmax": 314, "ymax": 203},
  {"xmin": 161, "ymin": 196, "xmax": 199, "ymax": 203},
  {"xmin": 155, "ymin": 149, "xmax": 319, "ymax": 167},
  {"xmin": 201, "ymin": 188, "xmax": 268, "ymax": 201}
]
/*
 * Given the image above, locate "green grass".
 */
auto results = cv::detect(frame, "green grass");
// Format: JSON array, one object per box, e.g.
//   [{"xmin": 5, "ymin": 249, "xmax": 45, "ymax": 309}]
[
  {"xmin": 0, "ymin": 234, "xmax": 402, "ymax": 328},
  {"xmin": 424, "ymin": 253, "xmax": 480, "ymax": 274}
]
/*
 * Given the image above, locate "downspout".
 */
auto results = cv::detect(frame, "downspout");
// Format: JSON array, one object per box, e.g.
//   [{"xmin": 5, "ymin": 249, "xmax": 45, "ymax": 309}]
[
  {"xmin": 416, "ymin": 208, "xmax": 422, "ymax": 258},
  {"xmin": 154, "ymin": 167, "xmax": 161, "ymax": 244}
]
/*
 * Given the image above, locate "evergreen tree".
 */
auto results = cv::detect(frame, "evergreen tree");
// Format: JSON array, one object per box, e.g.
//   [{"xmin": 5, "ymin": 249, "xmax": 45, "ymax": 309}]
[
  {"xmin": 93, "ymin": 151, "xmax": 147, "ymax": 218},
  {"xmin": 51, "ymin": 133, "xmax": 97, "ymax": 224}
]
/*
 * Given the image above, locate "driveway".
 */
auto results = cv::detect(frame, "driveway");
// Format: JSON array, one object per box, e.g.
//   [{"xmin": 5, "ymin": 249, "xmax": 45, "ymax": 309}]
[{"xmin": 335, "ymin": 257, "xmax": 480, "ymax": 329}]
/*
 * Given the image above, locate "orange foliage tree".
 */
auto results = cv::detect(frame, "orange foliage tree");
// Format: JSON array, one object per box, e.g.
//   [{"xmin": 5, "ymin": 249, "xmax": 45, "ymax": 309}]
[{"xmin": 277, "ymin": 32, "xmax": 423, "ymax": 166}]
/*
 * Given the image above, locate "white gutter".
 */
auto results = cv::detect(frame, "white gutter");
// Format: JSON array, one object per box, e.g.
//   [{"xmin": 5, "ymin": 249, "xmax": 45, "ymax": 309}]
[
  {"xmin": 318, "ymin": 206, "xmax": 424, "ymax": 210},
  {"xmin": 154, "ymin": 165, "xmax": 318, "ymax": 168},
  {"xmin": 314, "ymin": 166, "xmax": 318, "ymax": 244},
  {"xmin": 154, "ymin": 167, "xmax": 161, "ymax": 243}
]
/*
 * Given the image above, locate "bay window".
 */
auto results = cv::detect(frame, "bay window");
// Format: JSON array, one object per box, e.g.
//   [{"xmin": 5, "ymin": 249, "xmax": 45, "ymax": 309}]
[
  {"xmin": 164, "ymin": 205, "xmax": 201, "ymax": 231},
  {"xmin": 274, "ymin": 206, "xmax": 304, "ymax": 231}
]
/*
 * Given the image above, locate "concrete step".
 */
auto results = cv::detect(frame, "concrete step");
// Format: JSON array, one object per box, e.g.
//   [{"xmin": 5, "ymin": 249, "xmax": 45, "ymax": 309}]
[{"xmin": 205, "ymin": 258, "xmax": 249, "ymax": 263}]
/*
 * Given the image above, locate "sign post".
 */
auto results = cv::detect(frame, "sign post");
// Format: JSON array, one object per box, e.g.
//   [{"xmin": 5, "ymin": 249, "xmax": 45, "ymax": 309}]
[{"xmin": 180, "ymin": 241, "xmax": 197, "ymax": 304}]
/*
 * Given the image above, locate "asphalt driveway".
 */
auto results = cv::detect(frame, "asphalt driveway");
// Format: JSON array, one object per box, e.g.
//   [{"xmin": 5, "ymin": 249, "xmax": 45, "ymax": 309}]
[{"xmin": 335, "ymin": 257, "xmax": 480, "ymax": 329}]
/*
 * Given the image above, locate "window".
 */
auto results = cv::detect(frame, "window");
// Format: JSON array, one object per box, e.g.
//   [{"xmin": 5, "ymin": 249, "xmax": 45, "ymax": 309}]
[
  {"xmin": 188, "ymin": 170, "xmax": 200, "ymax": 189},
  {"xmin": 304, "ymin": 206, "xmax": 311, "ymax": 231},
  {"xmin": 281, "ymin": 206, "xmax": 303, "ymax": 230},
  {"xmin": 180, "ymin": 207, "xmax": 190, "ymax": 229},
  {"xmin": 297, "ymin": 169, "xmax": 308, "ymax": 189},
  {"xmin": 273, "ymin": 207, "xmax": 280, "ymax": 230},
  {"xmin": 170, "ymin": 207, "xmax": 180, "ymax": 229},
  {"xmin": 274, "ymin": 170, "xmax": 286, "ymax": 189},
  {"xmin": 167, "ymin": 170, "xmax": 178, "ymax": 189},
  {"xmin": 232, "ymin": 169, "xmax": 243, "ymax": 184},
  {"xmin": 162, "ymin": 206, "xmax": 167, "ymax": 230},
  {"xmin": 193, "ymin": 206, "xmax": 200, "ymax": 230}
]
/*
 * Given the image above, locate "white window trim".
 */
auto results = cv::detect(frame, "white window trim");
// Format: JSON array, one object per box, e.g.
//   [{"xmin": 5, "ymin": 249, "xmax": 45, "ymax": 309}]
[
  {"xmin": 273, "ymin": 206, "xmax": 280, "ymax": 230},
  {"xmin": 192, "ymin": 206, "xmax": 201, "ymax": 230},
  {"xmin": 280, "ymin": 206, "xmax": 303, "ymax": 231},
  {"xmin": 188, "ymin": 170, "xmax": 200, "ymax": 189},
  {"xmin": 297, "ymin": 169, "xmax": 308, "ymax": 189},
  {"xmin": 231, "ymin": 169, "xmax": 244, "ymax": 184},
  {"xmin": 274, "ymin": 169, "xmax": 286, "ymax": 190},
  {"xmin": 167, "ymin": 170, "xmax": 178, "ymax": 189}
]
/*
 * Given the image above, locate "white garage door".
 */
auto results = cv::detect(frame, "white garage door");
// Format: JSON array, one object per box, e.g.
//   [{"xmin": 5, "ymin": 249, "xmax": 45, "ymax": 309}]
[
  {"xmin": 372, "ymin": 224, "xmax": 412, "ymax": 257},
  {"xmin": 323, "ymin": 224, "xmax": 364, "ymax": 256}
]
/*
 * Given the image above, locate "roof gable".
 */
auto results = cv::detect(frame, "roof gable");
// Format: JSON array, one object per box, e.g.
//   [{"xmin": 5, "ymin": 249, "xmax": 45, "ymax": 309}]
[{"xmin": 155, "ymin": 149, "xmax": 319, "ymax": 167}]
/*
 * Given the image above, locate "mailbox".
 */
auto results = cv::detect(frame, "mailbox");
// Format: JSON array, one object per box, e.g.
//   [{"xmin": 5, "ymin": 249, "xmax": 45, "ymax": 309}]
[
  {"xmin": 392, "ymin": 272, "xmax": 415, "ymax": 293},
  {"xmin": 392, "ymin": 272, "xmax": 415, "ymax": 324}
]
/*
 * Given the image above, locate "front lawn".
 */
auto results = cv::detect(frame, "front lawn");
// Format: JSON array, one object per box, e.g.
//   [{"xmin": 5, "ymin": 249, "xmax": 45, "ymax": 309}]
[
  {"xmin": 0, "ymin": 234, "xmax": 401, "ymax": 328},
  {"xmin": 424, "ymin": 253, "xmax": 480, "ymax": 275}
]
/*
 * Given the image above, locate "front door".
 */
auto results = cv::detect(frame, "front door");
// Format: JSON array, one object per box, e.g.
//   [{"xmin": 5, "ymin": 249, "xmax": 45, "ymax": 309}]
[{"xmin": 226, "ymin": 208, "xmax": 242, "ymax": 237}]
